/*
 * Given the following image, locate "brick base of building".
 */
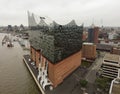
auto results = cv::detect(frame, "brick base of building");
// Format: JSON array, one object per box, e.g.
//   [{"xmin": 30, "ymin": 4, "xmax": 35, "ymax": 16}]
[{"xmin": 30, "ymin": 46, "xmax": 82, "ymax": 87}]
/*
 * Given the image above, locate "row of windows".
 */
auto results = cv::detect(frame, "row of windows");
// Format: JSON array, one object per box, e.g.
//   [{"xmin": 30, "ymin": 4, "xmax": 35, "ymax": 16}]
[
  {"xmin": 102, "ymin": 66, "xmax": 118, "ymax": 71},
  {"xmin": 104, "ymin": 60, "xmax": 118, "ymax": 64},
  {"xmin": 103, "ymin": 71, "xmax": 118, "ymax": 76},
  {"xmin": 102, "ymin": 64, "xmax": 120, "ymax": 68},
  {"xmin": 103, "ymin": 71, "xmax": 118, "ymax": 75},
  {"xmin": 102, "ymin": 74, "xmax": 116, "ymax": 79},
  {"xmin": 102, "ymin": 68, "xmax": 118, "ymax": 73}
]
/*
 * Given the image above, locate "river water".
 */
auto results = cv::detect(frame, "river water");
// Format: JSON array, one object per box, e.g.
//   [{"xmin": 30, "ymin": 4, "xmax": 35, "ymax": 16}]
[{"xmin": 0, "ymin": 33, "xmax": 41, "ymax": 94}]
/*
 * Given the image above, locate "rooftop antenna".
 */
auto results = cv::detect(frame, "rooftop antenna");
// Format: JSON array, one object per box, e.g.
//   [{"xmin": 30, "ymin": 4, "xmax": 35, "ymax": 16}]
[
  {"xmin": 101, "ymin": 19, "xmax": 103, "ymax": 28},
  {"xmin": 92, "ymin": 18, "xmax": 94, "ymax": 24}
]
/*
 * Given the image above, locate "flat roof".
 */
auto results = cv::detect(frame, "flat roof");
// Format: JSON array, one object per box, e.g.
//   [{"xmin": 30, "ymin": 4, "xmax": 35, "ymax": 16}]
[
  {"xmin": 104, "ymin": 54, "xmax": 120, "ymax": 63},
  {"xmin": 111, "ymin": 78, "xmax": 120, "ymax": 94}
]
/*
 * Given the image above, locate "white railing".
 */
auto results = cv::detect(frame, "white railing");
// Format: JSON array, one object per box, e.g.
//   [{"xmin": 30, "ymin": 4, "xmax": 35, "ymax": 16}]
[
  {"xmin": 109, "ymin": 69, "xmax": 120, "ymax": 94},
  {"xmin": 37, "ymin": 57, "xmax": 53, "ymax": 91}
]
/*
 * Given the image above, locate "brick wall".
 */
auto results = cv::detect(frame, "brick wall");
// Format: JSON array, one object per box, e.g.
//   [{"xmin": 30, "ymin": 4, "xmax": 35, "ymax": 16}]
[
  {"xmin": 31, "ymin": 46, "xmax": 41, "ymax": 68},
  {"xmin": 30, "ymin": 46, "xmax": 82, "ymax": 87},
  {"xmin": 31, "ymin": 46, "xmax": 36, "ymax": 62},
  {"xmin": 82, "ymin": 44, "xmax": 96, "ymax": 59},
  {"xmin": 35, "ymin": 50, "xmax": 40, "ymax": 68},
  {"xmin": 48, "ymin": 51, "xmax": 82, "ymax": 87}
]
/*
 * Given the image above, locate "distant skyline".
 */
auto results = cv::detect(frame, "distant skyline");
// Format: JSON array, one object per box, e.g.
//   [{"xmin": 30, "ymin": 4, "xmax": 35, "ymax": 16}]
[{"xmin": 0, "ymin": 0, "xmax": 120, "ymax": 26}]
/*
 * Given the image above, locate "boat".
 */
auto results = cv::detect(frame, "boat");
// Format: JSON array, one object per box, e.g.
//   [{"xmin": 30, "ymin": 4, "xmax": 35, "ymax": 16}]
[{"xmin": 7, "ymin": 41, "xmax": 14, "ymax": 47}]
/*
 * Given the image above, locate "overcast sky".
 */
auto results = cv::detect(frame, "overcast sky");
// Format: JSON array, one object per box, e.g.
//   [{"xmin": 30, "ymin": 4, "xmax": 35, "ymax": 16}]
[{"xmin": 0, "ymin": 0, "xmax": 120, "ymax": 26}]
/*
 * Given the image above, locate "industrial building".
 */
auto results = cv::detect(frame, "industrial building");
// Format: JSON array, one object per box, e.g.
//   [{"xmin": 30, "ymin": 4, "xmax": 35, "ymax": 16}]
[
  {"xmin": 101, "ymin": 54, "xmax": 120, "ymax": 79},
  {"xmin": 28, "ymin": 12, "xmax": 83, "ymax": 89}
]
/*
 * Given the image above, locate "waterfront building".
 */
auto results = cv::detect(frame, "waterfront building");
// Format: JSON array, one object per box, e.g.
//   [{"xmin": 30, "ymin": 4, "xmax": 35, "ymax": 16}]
[
  {"xmin": 82, "ymin": 42, "xmax": 96, "ymax": 60},
  {"xmin": 101, "ymin": 53, "xmax": 120, "ymax": 79},
  {"xmin": 28, "ymin": 12, "xmax": 83, "ymax": 89}
]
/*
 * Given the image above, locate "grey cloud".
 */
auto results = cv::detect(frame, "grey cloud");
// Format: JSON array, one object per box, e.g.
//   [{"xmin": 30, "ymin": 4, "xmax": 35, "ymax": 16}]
[{"xmin": 0, "ymin": 0, "xmax": 120, "ymax": 26}]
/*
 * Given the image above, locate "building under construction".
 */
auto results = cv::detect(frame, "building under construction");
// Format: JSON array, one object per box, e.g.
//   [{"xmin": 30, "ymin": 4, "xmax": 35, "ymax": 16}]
[{"xmin": 28, "ymin": 12, "xmax": 83, "ymax": 89}]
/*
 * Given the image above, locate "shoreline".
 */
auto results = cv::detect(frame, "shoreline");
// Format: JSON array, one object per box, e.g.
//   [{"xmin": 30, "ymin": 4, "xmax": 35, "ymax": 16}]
[{"xmin": 23, "ymin": 55, "xmax": 45, "ymax": 94}]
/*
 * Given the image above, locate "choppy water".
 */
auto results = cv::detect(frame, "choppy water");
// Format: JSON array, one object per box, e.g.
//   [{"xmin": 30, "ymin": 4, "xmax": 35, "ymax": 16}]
[{"xmin": 0, "ymin": 33, "xmax": 41, "ymax": 94}]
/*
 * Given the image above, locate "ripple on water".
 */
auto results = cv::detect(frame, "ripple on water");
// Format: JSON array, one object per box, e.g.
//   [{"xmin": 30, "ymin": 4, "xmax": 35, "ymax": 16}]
[{"xmin": 0, "ymin": 33, "xmax": 40, "ymax": 94}]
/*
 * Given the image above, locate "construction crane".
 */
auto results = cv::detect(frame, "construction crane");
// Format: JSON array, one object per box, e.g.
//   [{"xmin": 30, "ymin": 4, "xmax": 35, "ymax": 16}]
[{"xmin": 40, "ymin": 17, "xmax": 45, "ymax": 20}]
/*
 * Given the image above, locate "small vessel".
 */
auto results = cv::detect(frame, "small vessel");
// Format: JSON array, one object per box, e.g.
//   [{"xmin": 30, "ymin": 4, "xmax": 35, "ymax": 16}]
[
  {"xmin": 7, "ymin": 41, "xmax": 14, "ymax": 47},
  {"xmin": 2, "ymin": 34, "xmax": 14, "ymax": 47}
]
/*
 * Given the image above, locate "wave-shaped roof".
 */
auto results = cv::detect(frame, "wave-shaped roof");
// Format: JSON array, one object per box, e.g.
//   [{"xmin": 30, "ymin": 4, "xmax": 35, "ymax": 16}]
[
  {"xmin": 65, "ymin": 20, "xmax": 77, "ymax": 26},
  {"xmin": 50, "ymin": 20, "xmax": 78, "ymax": 27}
]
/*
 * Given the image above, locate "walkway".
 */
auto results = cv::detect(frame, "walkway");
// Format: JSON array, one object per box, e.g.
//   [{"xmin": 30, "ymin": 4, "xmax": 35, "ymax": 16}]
[{"xmin": 85, "ymin": 52, "xmax": 106, "ymax": 83}]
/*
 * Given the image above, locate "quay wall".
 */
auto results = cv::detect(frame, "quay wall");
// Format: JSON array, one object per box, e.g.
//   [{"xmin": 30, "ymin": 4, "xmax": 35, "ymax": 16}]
[{"xmin": 23, "ymin": 57, "xmax": 45, "ymax": 94}]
